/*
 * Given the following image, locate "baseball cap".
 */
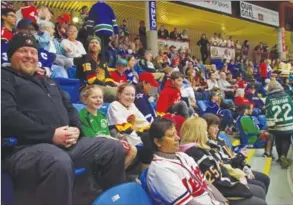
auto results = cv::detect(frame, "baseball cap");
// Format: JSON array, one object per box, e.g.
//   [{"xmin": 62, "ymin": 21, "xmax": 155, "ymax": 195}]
[
  {"xmin": 116, "ymin": 58, "xmax": 128, "ymax": 66},
  {"xmin": 17, "ymin": 18, "xmax": 39, "ymax": 31},
  {"xmin": 139, "ymin": 72, "xmax": 159, "ymax": 87}
]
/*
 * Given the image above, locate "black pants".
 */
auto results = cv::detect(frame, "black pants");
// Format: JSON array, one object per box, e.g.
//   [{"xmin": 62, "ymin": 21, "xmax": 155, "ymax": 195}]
[
  {"xmin": 97, "ymin": 34, "xmax": 110, "ymax": 67},
  {"xmin": 3, "ymin": 137, "xmax": 126, "ymax": 205},
  {"xmin": 248, "ymin": 171, "xmax": 270, "ymax": 194},
  {"xmin": 274, "ymin": 132, "xmax": 292, "ymax": 158},
  {"xmin": 200, "ymin": 49, "xmax": 209, "ymax": 64}
]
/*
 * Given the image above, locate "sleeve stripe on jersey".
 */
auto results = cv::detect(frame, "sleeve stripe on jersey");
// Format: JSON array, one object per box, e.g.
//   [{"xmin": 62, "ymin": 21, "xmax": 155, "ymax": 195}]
[{"xmin": 172, "ymin": 190, "xmax": 192, "ymax": 205}]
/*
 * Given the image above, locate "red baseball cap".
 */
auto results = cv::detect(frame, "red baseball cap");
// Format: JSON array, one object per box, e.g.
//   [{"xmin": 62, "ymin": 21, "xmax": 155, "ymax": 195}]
[{"xmin": 139, "ymin": 72, "xmax": 159, "ymax": 87}]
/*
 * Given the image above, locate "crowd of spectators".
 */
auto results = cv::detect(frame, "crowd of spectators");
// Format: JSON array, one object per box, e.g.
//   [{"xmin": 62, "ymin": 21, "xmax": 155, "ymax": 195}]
[{"xmin": 1, "ymin": 1, "xmax": 293, "ymax": 205}]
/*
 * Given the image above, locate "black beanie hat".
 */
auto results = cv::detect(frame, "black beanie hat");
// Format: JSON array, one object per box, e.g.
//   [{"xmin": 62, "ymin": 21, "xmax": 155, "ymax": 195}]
[{"xmin": 7, "ymin": 32, "xmax": 39, "ymax": 59}]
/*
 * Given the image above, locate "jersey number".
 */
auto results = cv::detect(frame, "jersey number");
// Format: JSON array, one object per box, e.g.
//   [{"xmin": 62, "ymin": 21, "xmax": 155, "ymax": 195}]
[{"xmin": 272, "ymin": 103, "xmax": 293, "ymax": 122}]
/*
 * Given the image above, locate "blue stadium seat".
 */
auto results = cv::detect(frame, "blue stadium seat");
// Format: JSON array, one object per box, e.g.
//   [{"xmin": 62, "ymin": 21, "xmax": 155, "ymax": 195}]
[
  {"xmin": 72, "ymin": 103, "xmax": 110, "ymax": 115},
  {"xmin": 67, "ymin": 66, "xmax": 77, "ymax": 79},
  {"xmin": 218, "ymin": 132, "xmax": 233, "ymax": 150},
  {"xmin": 100, "ymin": 103, "xmax": 110, "ymax": 115},
  {"xmin": 53, "ymin": 77, "xmax": 81, "ymax": 103},
  {"xmin": 197, "ymin": 100, "xmax": 208, "ymax": 116},
  {"xmin": 73, "ymin": 103, "xmax": 86, "ymax": 112},
  {"xmin": 51, "ymin": 65, "xmax": 69, "ymax": 78},
  {"xmin": 92, "ymin": 182, "xmax": 153, "ymax": 205}
]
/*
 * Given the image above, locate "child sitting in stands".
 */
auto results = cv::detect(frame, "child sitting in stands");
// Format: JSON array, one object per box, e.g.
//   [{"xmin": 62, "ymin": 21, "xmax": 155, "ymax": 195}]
[
  {"xmin": 236, "ymin": 104, "xmax": 273, "ymax": 158},
  {"xmin": 79, "ymin": 85, "xmax": 137, "ymax": 168},
  {"xmin": 245, "ymin": 84, "xmax": 264, "ymax": 110},
  {"xmin": 234, "ymin": 88, "xmax": 253, "ymax": 107},
  {"xmin": 156, "ymin": 71, "xmax": 194, "ymax": 118}
]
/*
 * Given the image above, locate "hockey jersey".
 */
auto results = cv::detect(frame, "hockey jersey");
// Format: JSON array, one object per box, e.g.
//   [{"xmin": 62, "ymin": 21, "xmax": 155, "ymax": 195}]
[
  {"xmin": 147, "ymin": 152, "xmax": 218, "ymax": 205},
  {"xmin": 86, "ymin": 2, "xmax": 119, "ymax": 36},
  {"xmin": 181, "ymin": 144, "xmax": 252, "ymax": 199},
  {"xmin": 265, "ymin": 91, "xmax": 293, "ymax": 134},
  {"xmin": 1, "ymin": 26, "xmax": 14, "ymax": 41},
  {"xmin": 16, "ymin": 6, "xmax": 38, "ymax": 23},
  {"xmin": 107, "ymin": 101, "xmax": 150, "ymax": 145},
  {"xmin": 134, "ymin": 90, "xmax": 156, "ymax": 123}
]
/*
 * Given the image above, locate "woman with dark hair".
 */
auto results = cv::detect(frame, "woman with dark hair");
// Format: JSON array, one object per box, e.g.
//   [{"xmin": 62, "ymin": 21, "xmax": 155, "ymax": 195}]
[
  {"xmin": 125, "ymin": 55, "xmax": 139, "ymax": 85},
  {"xmin": 266, "ymin": 80, "xmax": 293, "ymax": 168},
  {"xmin": 197, "ymin": 33, "xmax": 209, "ymax": 64},
  {"xmin": 202, "ymin": 113, "xmax": 271, "ymax": 194},
  {"xmin": 147, "ymin": 118, "xmax": 228, "ymax": 205}
]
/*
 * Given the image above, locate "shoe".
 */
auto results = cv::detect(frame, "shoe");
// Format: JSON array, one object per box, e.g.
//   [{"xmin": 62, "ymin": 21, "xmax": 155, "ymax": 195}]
[
  {"xmin": 280, "ymin": 155, "xmax": 290, "ymax": 169},
  {"xmin": 262, "ymin": 152, "xmax": 274, "ymax": 159}
]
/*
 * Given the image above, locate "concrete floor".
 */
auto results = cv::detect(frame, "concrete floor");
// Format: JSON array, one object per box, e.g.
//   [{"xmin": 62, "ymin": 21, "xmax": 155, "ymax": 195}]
[{"xmin": 250, "ymin": 147, "xmax": 293, "ymax": 205}]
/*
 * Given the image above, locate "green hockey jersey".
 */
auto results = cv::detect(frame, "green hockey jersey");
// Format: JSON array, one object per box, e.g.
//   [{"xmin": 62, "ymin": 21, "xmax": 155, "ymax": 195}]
[{"xmin": 265, "ymin": 91, "xmax": 293, "ymax": 134}]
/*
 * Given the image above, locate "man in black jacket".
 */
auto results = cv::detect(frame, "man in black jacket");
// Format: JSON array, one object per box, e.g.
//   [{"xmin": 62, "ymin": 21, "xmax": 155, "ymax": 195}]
[{"xmin": 2, "ymin": 32, "xmax": 126, "ymax": 205}]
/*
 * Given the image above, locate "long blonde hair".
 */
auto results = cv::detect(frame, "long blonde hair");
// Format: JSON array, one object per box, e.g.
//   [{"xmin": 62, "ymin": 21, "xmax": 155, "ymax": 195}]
[{"xmin": 180, "ymin": 116, "xmax": 210, "ymax": 150}]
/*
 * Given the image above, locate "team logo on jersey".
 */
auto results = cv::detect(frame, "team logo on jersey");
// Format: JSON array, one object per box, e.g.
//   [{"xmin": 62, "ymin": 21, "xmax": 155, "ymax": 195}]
[
  {"xmin": 26, "ymin": 39, "xmax": 32, "ymax": 45},
  {"xmin": 100, "ymin": 119, "xmax": 108, "ymax": 128}
]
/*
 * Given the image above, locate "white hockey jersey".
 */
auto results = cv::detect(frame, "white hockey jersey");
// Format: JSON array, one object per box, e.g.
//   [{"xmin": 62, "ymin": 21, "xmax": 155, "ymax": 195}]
[{"xmin": 147, "ymin": 152, "xmax": 221, "ymax": 205}]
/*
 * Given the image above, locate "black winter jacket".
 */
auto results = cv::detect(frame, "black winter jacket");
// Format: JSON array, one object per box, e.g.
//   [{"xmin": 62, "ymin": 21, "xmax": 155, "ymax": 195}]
[{"xmin": 1, "ymin": 66, "xmax": 81, "ymax": 148}]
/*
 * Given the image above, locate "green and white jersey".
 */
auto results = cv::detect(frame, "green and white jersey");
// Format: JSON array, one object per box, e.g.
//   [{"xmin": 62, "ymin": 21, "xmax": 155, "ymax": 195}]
[{"xmin": 265, "ymin": 92, "xmax": 293, "ymax": 134}]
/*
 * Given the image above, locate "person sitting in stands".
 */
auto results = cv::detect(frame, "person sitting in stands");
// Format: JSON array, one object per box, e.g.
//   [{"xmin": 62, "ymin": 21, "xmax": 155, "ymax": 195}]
[
  {"xmin": 138, "ymin": 49, "xmax": 165, "ymax": 81},
  {"xmin": 218, "ymin": 72, "xmax": 235, "ymax": 99},
  {"xmin": 147, "ymin": 118, "xmax": 228, "ymax": 205},
  {"xmin": 169, "ymin": 27, "xmax": 179, "ymax": 40},
  {"xmin": 235, "ymin": 74, "xmax": 248, "ymax": 89},
  {"xmin": 1, "ymin": 8, "xmax": 17, "ymax": 42},
  {"xmin": 180, "ymin": 29, "xmax": 189, "ymax": 41},
  {"xmin": 202, "ymin": 113, "xmax": 271, "ymax": 194},
  {"xmin": 125, "ymin": 55, "xmax": 139, "ymax": 85},
  {"xmin": 236, "ymin": 104, "xmax": 273, "ymax": 158},
  {"xmin": 61, "ymin": 24, "xmax": 86, "ymax": 61},
  {"xmin": 245, "ymin": 85, "xmax": 264, "ymax": 110},
  {"xmin": 207, "ymin": 71, "xmax": 220, "ymax": 90},
  {"xmin": 37, "ymin": 20, "xmax": 73, "ymax": 69},
  {"xmin": 234, "ymin": 88, "xmax": 253, "ymax": 107},
  {"xmin": 109, "ymin": 58, "xmax": 128, "ymax": 84},
  {"xmin": 2, "ymin": 33, "xmax": 126, "ymax": 205},
  {"xmin": 135, "ymin": 72, "xmax": 159, "ymax": 123},
  {"xmin": 107, "ymin": 83, "xmax": 153, "ymax": 170},
  {"xmin": 157, "ymin": 24, "xmax": 169, "ymax": 39},
  {"xmin": 180, "ymin": 117, "xmax": 267, "ymax": 205},
  {"xmin": 79, "ymin": 85, "xmax": 137, "ymax": 168},
  {"xmin": 156, "ymin": 71, "xmax": 194, "ymax": 118},
  {"xmin": 74, "ymin": 36, "xmax": 117, "ymax": 102}
]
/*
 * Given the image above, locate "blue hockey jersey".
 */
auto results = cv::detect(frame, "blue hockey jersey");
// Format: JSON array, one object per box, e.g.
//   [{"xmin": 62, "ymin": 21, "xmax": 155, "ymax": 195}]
[{"xmin": 86, "ymin": 2, "xmax": 119, "ymax": 36}]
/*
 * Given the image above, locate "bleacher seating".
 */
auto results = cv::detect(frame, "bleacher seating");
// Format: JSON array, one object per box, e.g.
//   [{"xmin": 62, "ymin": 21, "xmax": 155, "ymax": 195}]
[
  {"xmin": 196, "ymin": 100, "xmax": 208, "ymax": 116},
  {"xmin": 72, "ymin": 103, "xmax": 110, "ymax": 115},
  {"xmin": 91, "ymin": 182, "xmax": 153, "ymax": 205},
  {"xmin": 54, "ymin": 77, "xmax": 81, "ymax": 103}
]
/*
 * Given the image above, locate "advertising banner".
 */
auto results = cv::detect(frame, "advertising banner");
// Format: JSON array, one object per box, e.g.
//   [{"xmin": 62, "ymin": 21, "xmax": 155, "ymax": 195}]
[
  {"xmin": 240, "ymin": 1, "xmax": 279, "ymax": 27},
  {"xmin": 158, "ymin": 39, "xmax": 190, "ymax": 51},
  {"xmin": 210, "ymin": 46, "xmax": 235, "ymax": 60},
  {"xmin": 148, "ymin": 1, "xmax": 157, "ymax": 31},
  {"xmin": 183, "ymin": 1, "xmax": 232, "ymax": 14}
]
